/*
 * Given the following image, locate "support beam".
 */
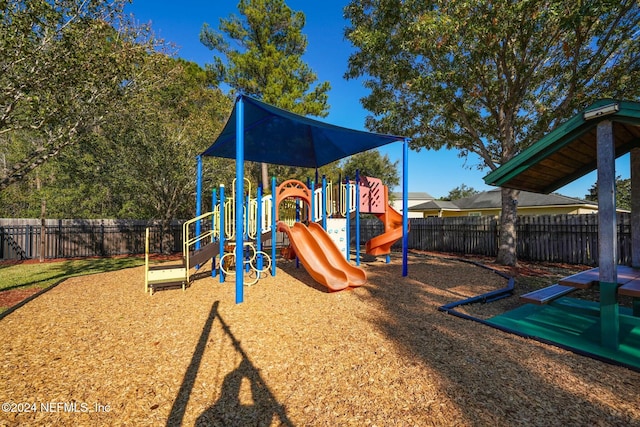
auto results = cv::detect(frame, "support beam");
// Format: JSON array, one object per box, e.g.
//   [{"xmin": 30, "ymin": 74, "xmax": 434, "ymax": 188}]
[
  {"xmin": 195, "ymin": 155, "xmax": 203, "ymax": 250},
  {"xmin": 402, "ymin": 139, "xmax": 409, "ymax": 277},
  {"xmin": 235, "ymin": 97, "xmax": 245, "ymax": 304},
  {"xmin": 596, "ymin": 120, "xmax": 618, "ymax": 349},
  {"xmin": 631, "ymin": 148, "xmax": 640, "ymax": 268}
]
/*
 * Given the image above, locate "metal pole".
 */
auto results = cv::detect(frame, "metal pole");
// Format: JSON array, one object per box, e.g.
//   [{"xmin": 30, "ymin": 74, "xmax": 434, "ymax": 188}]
[
  {"xmin": 322, "ymin": 175, "xmax": 327, "ymax": 230},
  {"xmin": 402, "ymin": 139, "xmax": 409, "ymax": 277},
  {"xmin": 195, "ymin": 155, "xmax": 203, "ymax": 250},
  {"xmin": 345, "ymin": 177, "xmax": 350, "ymax": 261},
  {"xmin": 257, "ymin": 185, "xmax": 263, "ymax": 271},
  {"xmin": 235, "ymin": 97, "xmax": 245, "ymax": 303},
  {"xmin": 310, "ymin": 180, "xmax": 315, "ymax": 223},
  {"xmin": 212, "ymin": 188, "xmax": 217, "ymax": 278},
  {"xmin": 271, "ymin": 176, "xmax": 277, "ymax": 277},
  {"xmin": 219, "ymin": 185, "xmax": 225, "ymax": 283},
  {"xmin": 355, "ymin": 170, "xmax": 360, "ymax": 265}
]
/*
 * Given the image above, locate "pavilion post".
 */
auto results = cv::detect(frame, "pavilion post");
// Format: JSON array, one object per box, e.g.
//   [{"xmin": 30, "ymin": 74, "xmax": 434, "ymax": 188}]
[
  {"xmin": 596, "ymin": 119, "xmax": 618, "ymax": 349},
  {"xmin": 631, "ymin": 148, "xmax": 640, "ymax": 268}
]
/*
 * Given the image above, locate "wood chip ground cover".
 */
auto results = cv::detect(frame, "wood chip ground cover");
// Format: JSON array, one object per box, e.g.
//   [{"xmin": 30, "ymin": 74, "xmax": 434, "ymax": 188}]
[{"xmin": 0, "ymin": 254, "xmax": 638, "ymax": 426}]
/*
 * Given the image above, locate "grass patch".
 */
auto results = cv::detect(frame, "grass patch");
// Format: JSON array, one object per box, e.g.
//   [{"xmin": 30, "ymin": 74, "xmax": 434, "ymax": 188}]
[{"xmin": 0, "ymin": 257, "xmax": 145, "ymax": 292}]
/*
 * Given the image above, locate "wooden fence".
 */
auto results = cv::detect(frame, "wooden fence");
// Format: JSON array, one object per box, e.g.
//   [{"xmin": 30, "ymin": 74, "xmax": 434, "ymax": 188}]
[
  {"xmin": 0, "ymin": 214, "xmax": 635, "ymax": 266},
  {"xmin": 357, "ymin": 213, "xmax": 633, "ymax": 266},
  {"xmin": 0, "ymin": 219, "xmax": 183, "ymax": 260}
]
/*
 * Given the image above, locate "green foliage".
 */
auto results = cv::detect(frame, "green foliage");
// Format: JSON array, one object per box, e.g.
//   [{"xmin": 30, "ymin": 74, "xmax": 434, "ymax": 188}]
[
  {"xmin": 0, "ymin": 0, "xmax": 160, "ymax": 191},
  {"xmin": 441, "ymin": 184, "xmax": 479, "ymax": 201},
  {"xmin": 200, "ymin": 0, "xmax": 330, "ymax": 115},
  {"xmin": 103, "ymin": 55, "xmax": 233, "ymax": 222},
  {"xmin": 585, "ymin": 176, "xmax": 632, "ymax": 211},
  {"xmin": 345, "ymin": 0, "xmax": 639, "ymax": 265},
  {"xmin": 345, "ymin": 0, "xmax": 639, "ymax": 167},
  {"xmin": 200, "ymin": 0, "xmax": 332, "ymax": 188},
  {"xmin": 340, "ymin": 149, "xmax": 399, "ymax": 189}
]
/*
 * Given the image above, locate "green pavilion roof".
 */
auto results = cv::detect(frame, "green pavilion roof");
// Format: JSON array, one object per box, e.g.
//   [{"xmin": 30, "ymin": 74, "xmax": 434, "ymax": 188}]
[{"xmin": 484, "ymin": 99, "xmax": 640, "ymax": 193}]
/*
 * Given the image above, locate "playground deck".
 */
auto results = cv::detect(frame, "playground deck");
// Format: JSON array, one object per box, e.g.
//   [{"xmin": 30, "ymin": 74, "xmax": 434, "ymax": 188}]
[{"xmin": 1, "ymin": 255, "xmax": 639, "ymax": 426}]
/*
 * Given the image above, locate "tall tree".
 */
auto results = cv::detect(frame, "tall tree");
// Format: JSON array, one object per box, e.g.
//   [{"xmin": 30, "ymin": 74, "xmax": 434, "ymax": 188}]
[
  {"xmin": 442, "ymin": 184, "xmax": 479, "ymax": 201},
  {"xmin": 345, "ymin": 0, "xmax": 640, "ymax": 265},
  {"xmin": 200, "ymin": 0, "xmax": 331, "ymax": 189},
  {"xmin": 585, "ymin": 176, "xmax": 632, "ymax": 211},
  {"xmin": 340, "ymin": 149, "xmax": 399, "ymax": 189},
  {"xmin": 0, "ymin": 0, "xmax": 159, "ymax": 191},
  {"xmin": 105, "ymin": 56, "xmax": 232, "ymax": 250}
]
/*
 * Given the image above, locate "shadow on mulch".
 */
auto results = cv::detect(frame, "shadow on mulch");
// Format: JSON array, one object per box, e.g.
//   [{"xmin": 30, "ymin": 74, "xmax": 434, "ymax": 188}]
[
  {"xmin": 361, "ymin": 255, "xmax": 637, "ymax": 426},
  {"xmin": 167, "ymin": 300, "xmax": 294, "ymax": 427}
]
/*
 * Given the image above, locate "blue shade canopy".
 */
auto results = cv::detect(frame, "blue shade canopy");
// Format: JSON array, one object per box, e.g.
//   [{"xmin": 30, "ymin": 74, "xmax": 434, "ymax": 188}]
[{"xmin": 201, "ymin": 95, "xmax": 405, "ymax": 167}]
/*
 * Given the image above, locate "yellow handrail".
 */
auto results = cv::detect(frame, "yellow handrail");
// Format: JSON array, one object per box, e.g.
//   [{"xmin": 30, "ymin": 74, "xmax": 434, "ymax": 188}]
[
  {"xmin": 182, "ymin": 211, "xmax": 216, "ymax": 283},
  {"xmin": 144, "ymin": 228, "xmax": 150, "ymax": 293}
]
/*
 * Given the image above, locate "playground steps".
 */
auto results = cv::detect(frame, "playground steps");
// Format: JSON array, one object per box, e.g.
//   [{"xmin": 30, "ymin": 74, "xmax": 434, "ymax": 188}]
[
  {"xmin": 520, "ymin": 284, "xmax": 577, "ymax": 305},
  {"xmin": 147, "ymin": 263, "xmax": 187, "ymax": 294},
  {"xmin": 148, "ymin": 242, "xmax": 221, "ymax": 295}
]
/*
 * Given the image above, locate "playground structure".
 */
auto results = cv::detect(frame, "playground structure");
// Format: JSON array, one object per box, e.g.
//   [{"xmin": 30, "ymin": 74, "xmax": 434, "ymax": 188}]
[
  {"xmin": 160, "ymin": 94, "xmax": 410, "ymax": 303},
  {"xmin": 144, "ymin": 174, "xmax": 404, "ymax": 295}
]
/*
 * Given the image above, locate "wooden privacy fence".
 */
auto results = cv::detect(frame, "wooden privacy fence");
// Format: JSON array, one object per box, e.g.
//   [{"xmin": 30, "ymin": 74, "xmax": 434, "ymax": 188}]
[
  {"xmin": 0, "ymin": 219, "xmax": 184, "ymax": 261},
  {"xmin": 356, "ymin": 213, "xmax": 633, "ymax": 266},
  {"xmin": 0, "ymin": 214, "xmax": 635, "ymax": 266}
]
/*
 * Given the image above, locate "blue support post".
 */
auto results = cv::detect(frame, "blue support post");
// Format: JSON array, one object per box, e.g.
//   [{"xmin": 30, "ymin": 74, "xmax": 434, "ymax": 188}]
[
  {"xmin": 310, "ymin": 180, "xmax": 315, "ymax": 223},
  {"xmin": 256, "ymin": 185, "xmax": 263, "ymax": 271},
  {"xmin": 271, "ymin": 176, "xmax": 277, "ymax": 277},
  {"xmin": 322, "ymin": 175, "xmax": 327, "ymax": 229},
  {"xmin": 402, "ymin": 138, "xmax": 409, "ymax": 277},
  {"xmin": 306, "ymin": 177, "xmax": 311, "ymax": 221},
  {"xmin": 212, "ymin": 188, "xmax": 217, "ymax": 278},
  {"xmin": 235, "ymin": 97, "xmax": 245, "ymax": 303},
  {"xmin": 355, "ymin": 170, "xmax": 361, "ymax": 266},
  {"xmin": 195, "ymin": 155, "xmax": 203, "ymax": 250},
  {"xmin": 345, "ymin": 177, "xmax": 350, "ymax": 262},
  {"xmin": 219, "ymin": 185, "xmax": 225, "ymax": 283}
]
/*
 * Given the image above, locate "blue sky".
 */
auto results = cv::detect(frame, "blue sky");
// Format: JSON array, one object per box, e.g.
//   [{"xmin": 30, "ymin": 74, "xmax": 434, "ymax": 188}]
[{"xmin": 125, "ymin": 0, "xmax": 627, "ymax": 199}]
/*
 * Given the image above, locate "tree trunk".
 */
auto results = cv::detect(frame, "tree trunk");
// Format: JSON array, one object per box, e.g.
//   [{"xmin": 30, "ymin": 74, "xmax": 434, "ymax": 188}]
[
  {"xmin": 496, "ymin": 187, "xmax": 519, "ymax": 266},
  {"xmin": 261, "ymin": 162, "xmax": 269, "ymax": 191},
  {"xmin": 161, "ymin": 218, "xmax": 173, "ymax": 255}
]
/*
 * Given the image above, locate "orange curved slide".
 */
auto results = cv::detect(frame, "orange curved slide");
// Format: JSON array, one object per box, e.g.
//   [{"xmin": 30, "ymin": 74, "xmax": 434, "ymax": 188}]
[
  {"xmin": 366, "ymin": 204, "xmax": 404, "ymax": 256},
  {"xmin": 307, "ymin": 222, "xmax": 366, "ymax": 287},
  {"xmin": 277, "ymin": 222, "xmax": 364, "ymax": 291}
]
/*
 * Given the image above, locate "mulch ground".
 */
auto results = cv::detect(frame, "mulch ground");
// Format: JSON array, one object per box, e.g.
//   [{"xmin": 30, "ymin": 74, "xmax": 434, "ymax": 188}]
[{"xmin": 1, "ymin": 253, "xmax": 639, "ymax": 426}]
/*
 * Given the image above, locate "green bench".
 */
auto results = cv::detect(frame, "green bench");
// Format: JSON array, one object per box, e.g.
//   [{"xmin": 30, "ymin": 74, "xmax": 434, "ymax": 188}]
[
  {"xmin": 520, "ymin": 284, "xmax": 577, "ymax": 305},
  {"xmin": 618, "ymin": 279, "xmax": 640, "ymax": 316}
]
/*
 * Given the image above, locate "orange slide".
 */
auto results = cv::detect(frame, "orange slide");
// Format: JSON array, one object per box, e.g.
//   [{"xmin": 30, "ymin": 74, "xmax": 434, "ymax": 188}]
[
  {"xmin": 277, "ymin": 221, "xmax": 366, "ymax": 291},
  {"xmin": 366, "ymin": 203, "xmax": 404, "ymax": 256}
]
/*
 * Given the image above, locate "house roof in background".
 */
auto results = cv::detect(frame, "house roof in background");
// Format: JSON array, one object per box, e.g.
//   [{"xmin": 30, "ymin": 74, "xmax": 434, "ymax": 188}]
[
  {"xmin": 201, "ymin": 95, "xmax": 406, "ymax": 168},
  {"xmin": 409, "ymin": 200, "xmax": 458, "ymax": 210},
  {"xmin": 409, "ymin": 189, "xmax": 597, "ymax": 211},
  {"xmin": 483, "ymin": 99, "xmax": 640, "ymax": 193},
  {"xmin": 391, "ymin": 192, "xmax": 434, "ymax": 200}
]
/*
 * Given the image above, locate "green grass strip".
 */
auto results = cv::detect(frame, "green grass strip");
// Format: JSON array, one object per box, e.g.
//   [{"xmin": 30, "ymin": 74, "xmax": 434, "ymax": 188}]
[{"xmin": 0, "ymin": 257, "xmax": 145, "ymax": 292}]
